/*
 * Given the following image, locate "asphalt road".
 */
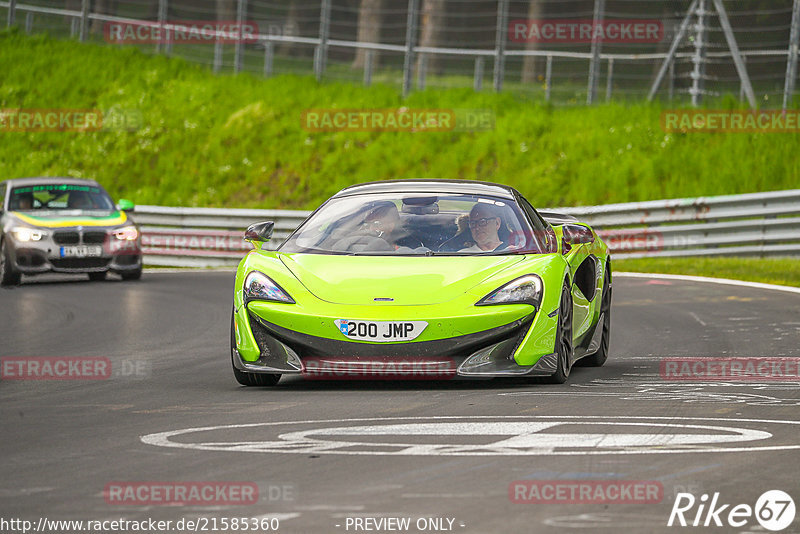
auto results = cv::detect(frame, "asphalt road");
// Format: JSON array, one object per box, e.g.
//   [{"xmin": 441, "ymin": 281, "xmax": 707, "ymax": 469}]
[{"xmin": 1, "ymin": 271, "xmax": 799, "ymax": 534}]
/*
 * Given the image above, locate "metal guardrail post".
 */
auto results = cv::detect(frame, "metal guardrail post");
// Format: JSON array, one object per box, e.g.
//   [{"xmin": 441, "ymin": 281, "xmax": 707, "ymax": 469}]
[
  {"xmin": 24, "ymin": 11, "xmax": 31, "ymax": 33},
  {"xmin": 79, "ymin": 0, "xmax": 90, "ymax": 42},
  {"xmin": 605, "ymin": 58, "xmax": 614, "ymax": 101},
  {"xmin": 234, "ymin": 0, "xmax": 246, "ymax": 73},
  {"xmin": 213, "ymin": 40, "xmax": 223, "ymax": 72},
  {"xmin": 7, "ymin": 0, "xmax": 16, "ymax": 27},
  {"xmin": 783, "ymin": 0, "xmax": 800, "ymax": 110},
  {"xmin": 314, "ymin": 0, "xmax": 331, "ymax": 81},
  {"xmin": 156, "ymin": 0, "xmax": 167, "ymax": 54},
  {"xmin": 545, "ymin": 55, "xmax": 552, "ymax": 101},
  {"xmin": 364, "ymin": 49, "xmax": 374, "ymax": 86},
  {"xmin": 402, "ymin": 0, "xmax": 419, "ymax": 97},
  {"xmin": 417, "ymin": 53, "xmax": 427, "ymax": 90},
  {"xmin": 493, "ymin": 0, "xmax": 508, "ymax": 92},
  {"xmin": 263, "ymin": 41, "xmax": 274, "ymax": 77},
  {"xmin": 473, "ymin": 57, "xmax": 484, "ymax": 91},
  {"xmin": 587, "ymin": 0, "xmax": 605, "ymax": 104},
  {"xmin": 668, "ymin": 57, "xmax": 675, "ymax": 101}
]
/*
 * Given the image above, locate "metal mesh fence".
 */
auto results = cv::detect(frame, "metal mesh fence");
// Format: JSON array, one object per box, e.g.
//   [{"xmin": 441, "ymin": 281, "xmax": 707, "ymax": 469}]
[{"xmin": 2, "ymin": 0, "xmax": 798, "ymax": 106}]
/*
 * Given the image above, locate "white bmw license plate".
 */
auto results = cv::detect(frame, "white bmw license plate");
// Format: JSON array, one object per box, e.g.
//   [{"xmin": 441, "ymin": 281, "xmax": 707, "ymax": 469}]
[
  {"xmin": 60, "ymin": 246, "xmax": 103, "ymax": 258},
  {"xmin": 335, "ymin": 319, "xmax": 427, "ymax": 342}
]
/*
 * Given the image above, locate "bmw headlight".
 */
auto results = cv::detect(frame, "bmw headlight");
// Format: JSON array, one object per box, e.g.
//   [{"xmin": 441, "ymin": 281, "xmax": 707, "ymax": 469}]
[
  {"xmin": 476, "ymin": 274, "xmax": 543, "ymax": 308},
  {"xmin": 244, "ymin": 271, "xmax": 295, "ymax": 304},
  {"xmin": 10, "ymin": 227, "xmax": 47, "ymax": 242},
  {"xmin": 114, "ymin": 225, "xmax": 139, "ymax": 241}
]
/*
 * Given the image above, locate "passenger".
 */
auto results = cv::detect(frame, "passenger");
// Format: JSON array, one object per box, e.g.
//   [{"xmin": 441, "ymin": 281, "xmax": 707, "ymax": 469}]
[
  {"xmin": 459, "ymin": 203, "xmax": 508, "ymax": 252},
  {"xmin": 15, "ymin": 192, "xmax": 34, "ymax": 210}
]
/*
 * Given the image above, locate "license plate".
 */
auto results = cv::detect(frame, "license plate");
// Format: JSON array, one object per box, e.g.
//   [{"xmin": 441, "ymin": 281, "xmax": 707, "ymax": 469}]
[
  {"xmin": 60, "ymin": 246, "xmax": 103, "ymax": 258},
  {"xmin": 335, "ymin": 319, "xmax": 427, "ymax": 342}
]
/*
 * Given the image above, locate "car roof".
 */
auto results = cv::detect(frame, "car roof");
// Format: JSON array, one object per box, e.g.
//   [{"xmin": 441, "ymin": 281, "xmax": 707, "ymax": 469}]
[
  {"xmin": 1, "ymin": 177, "xmax": 103, "ymax": 189},
  {"xmin": 333, "ymin": 179, "xmax": 519, "ymax": 200}
]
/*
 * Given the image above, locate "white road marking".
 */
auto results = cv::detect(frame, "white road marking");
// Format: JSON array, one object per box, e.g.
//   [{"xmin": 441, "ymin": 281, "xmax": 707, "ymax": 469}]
[
  {"xmin": 140, "ymin": 416, "xmax": 795, "ymax": 457},
  {"xmin": 688, "ymin": 312, "xmax": 707, "ymax": 326},
  {"xmin": 615, "ymin": 272, "xmax": 800, "ymax": 296}
]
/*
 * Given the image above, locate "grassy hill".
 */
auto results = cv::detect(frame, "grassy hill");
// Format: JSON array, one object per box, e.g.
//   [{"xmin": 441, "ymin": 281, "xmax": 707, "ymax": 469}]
[{"xmin": 1, "ymin": 30, "xmax": 798, "ymax": 209}]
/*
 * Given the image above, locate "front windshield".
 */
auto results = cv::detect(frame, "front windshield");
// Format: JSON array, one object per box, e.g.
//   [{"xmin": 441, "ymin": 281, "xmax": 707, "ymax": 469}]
[
  {"xmin": 280, "ymin": 192, "xmax": 549, "ymax": 255},
  {"xmin": 9, "ymin": 184, "xmax": 115, "ymax": 211}
]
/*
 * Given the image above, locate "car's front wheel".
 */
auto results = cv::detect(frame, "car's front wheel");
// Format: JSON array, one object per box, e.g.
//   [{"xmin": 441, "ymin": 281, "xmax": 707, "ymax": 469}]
[
  {"xmin": 543, "ymin": 281, "xmax": 573, "ymax": 384},
  {"xmin": 0, "ymin": 239, "xmax": 22, "ymax": 287},
  {"xmin": 230, "ymin": 311, "xmax": 280, "ymax": 387},
  {"xmin": 121, "ymin": 268, "xmax": 142, "ymax": 281}
]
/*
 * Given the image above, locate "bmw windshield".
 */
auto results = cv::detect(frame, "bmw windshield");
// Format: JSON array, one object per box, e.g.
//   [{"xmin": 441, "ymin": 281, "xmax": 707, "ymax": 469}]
[
  {"xmin": 9, "ymin": 183, "xmax": 116, "ymax": 212},
  {"xmin": 280, "ymin": 193, "xmax": 553, "ymax": 255}
]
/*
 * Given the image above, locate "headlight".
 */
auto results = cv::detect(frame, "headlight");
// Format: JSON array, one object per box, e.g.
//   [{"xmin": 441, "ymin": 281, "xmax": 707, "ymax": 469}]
[
  {"xmin": 114, "ymin": 226, "xmax": 138, "ymax": 240},
  {"xmin": 10, "ymin": 227, "xmax": 46, "ymax": 242},
  {"xmin": 476, "ymin": 274, "xmax": 543, "ymax": 308},
  {"xmin": 244, "ymin": 271, "xmax": 295, "ymax": 304}
]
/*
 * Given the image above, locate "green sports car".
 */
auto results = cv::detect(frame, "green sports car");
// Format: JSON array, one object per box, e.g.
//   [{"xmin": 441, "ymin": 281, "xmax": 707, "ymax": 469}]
[{"xmin": 231, "ymin": 180, "xmax": 611, "ymax": 385}]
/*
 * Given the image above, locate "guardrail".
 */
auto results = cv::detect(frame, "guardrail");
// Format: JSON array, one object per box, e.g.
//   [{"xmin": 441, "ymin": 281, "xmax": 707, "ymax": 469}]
[{"xmin": 135, "ymin": 189, "xmax": 800, "ymax": 267}]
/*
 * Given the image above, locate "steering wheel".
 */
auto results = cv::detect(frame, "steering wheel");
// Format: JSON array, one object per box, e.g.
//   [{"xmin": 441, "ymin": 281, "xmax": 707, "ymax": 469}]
[{"xmin": 333, "ymin": 235, "xmax": 394, "ymax": 253}]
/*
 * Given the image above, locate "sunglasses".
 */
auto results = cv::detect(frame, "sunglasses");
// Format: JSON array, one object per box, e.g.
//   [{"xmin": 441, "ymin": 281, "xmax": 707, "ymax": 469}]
[{"xmin": 468, "ymin": 217, "xmax": 498, "ymax": 228}]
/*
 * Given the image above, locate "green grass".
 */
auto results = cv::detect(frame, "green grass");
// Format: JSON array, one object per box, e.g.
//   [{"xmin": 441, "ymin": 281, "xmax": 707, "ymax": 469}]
[
  {"xmin": 615, "ymin": 257, "xmax": 800, "ymax": 288},
  {"xmin": 1, "ymin": 30, "xmax": 799, "ymax": 210}
]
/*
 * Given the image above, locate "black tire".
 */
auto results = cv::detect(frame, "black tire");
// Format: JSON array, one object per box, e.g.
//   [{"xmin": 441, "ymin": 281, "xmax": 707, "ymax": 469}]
[
  {"xmin": 230, "ymin": 310, "xmax": 280, "ymax": 387},
  {"xmin": 543, "ymin": 282, "xmax": 573, "ymax": 384},
  {"xmin": 121, "ymin": 267, "xmax": 142, "ymax": 281},
  {"xmin": 578, "ymin": 269, "xmax": 612, "ymax": 367},
  {"xmin": 88, "ymin": 271, "xmax": 107, "ymax": 281},
  {"xmin": 0, "ymin": 239, "xmax": 22, "ymax": 287}
]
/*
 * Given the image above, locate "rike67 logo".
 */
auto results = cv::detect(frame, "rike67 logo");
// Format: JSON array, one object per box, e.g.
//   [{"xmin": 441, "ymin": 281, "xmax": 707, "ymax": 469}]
[{"xmin": 668, "ymin": 490, "xmax": 795, "ymax": 531}]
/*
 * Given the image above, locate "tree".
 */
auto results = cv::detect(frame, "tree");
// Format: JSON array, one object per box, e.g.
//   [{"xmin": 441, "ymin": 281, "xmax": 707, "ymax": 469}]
[
  {"xmin": 352, "ymin": 0, "xmax": 383, "ymax": 69},
  {"xmin": 415, "ymin": 0, "xmax": 446, "ymax": 75},
  {"xmin": 520, "ymin": 0, "xmax": 542, "ymax": 83}
]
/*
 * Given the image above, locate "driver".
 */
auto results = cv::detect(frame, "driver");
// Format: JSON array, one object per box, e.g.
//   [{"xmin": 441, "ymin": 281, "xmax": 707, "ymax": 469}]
[
  {"xmin": 459, "ymin": 203, "xmax": 507, "ymax": 252},
  {"xmin": 13, "ymin": 192, "xmax": 34, "ymax": 211},
  {"xmin": 363, "ymin": 202, "xmax": 422, "ymax": 249},
  {"xmin": 68, "ymin": 191, "xmax": 94, "ymax": 209}
]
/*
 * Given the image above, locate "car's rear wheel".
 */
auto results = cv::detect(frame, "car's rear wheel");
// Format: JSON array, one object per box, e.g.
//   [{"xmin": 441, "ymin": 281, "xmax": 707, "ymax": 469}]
[
  {"xmin": 0, "ymin": 239, "xmax": 22, "ymax": 287},
  {"xmin": 88, "ymin": 271, "xmax": 107, "ymax": 281},
  {"xmin": 230, "ymin": 310, "xmax": 280, "ymax": 387},
  {"xmin": 544, "ymin": 282, "xmax": 573, "ymax": 384},
  {"xmin": 578, "ymin": 269, "xmax": 611, "ymax": 367}
]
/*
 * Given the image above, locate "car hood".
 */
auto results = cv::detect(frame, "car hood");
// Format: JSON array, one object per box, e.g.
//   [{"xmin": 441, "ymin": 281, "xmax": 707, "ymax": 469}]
[
  {"xmin": 278, "ymin": 253, "xmax": 528, "ymax": 305},
  {"xmin": 7, "ymin": 210, "xmax": 129, "ymax": 228}
]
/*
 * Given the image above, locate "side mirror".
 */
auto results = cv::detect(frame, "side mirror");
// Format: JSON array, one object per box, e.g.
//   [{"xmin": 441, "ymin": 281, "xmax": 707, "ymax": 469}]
[
  {"xmin": 118, "ymin": 199, "xmax": 135, "ymax": 213},
  {"xmin": 561, "ymin": 224, "xmax": 594, "ymax": 254},
  {"xmin": 244, "ymin": 221, "xmax": 275, "ymax": 247}
]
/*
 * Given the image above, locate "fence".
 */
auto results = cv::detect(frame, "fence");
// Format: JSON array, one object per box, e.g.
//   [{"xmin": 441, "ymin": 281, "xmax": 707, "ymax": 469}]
[
  {"xmin": 133, "ymin": 189, "xmax": 800, "ymax": 267},
  {"xmin": 2, "ymin": 0, "xmax": 799, "ymax": 106}
]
